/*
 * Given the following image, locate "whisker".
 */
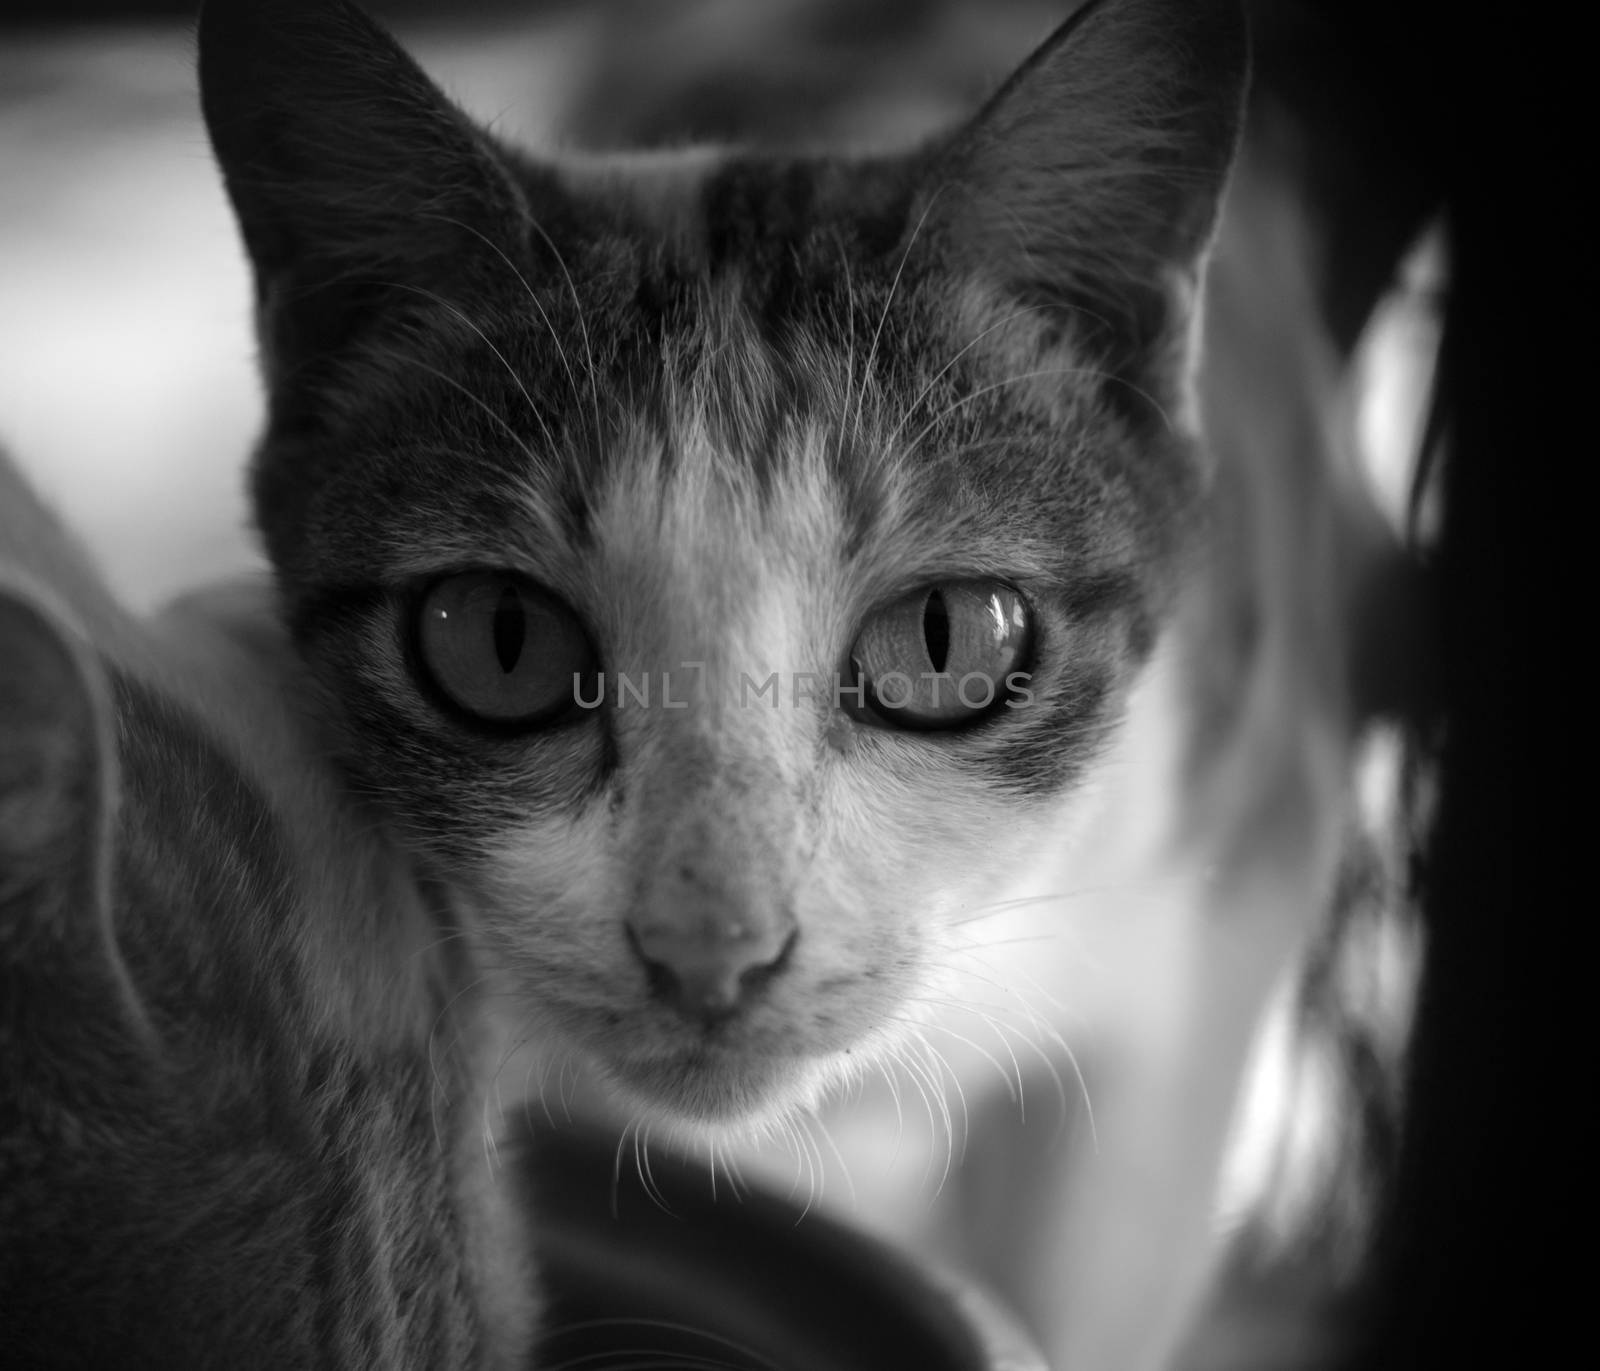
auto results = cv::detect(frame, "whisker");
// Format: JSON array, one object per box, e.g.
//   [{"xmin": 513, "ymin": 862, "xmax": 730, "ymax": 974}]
[
  {"xmin": 417, "ymin": 210, "xmax": 588, "ymax": 417},
  {"xmin": 361, "ymin": 344, "xmax": 549, "ymax": 466},
  {"xmin": 879, "ymin": 1054, "xmax": 908, "ymax": 1169},
  {"xmin": 638, "ymin": 1119, "xmax": 675, "ymax": 1215},
  {"xmin": 776, "ymin": 1116, "xmax": 805, "ymax": 1206},
  {"xmin": 558, "ymin": 1055, "xmax": 577, "ymax": 1121},
  {"xmin": 941, "ymin": 876, "xmax": 1188, "ymax": 928},
  {"xmin": 852, "ymin": 186, "xmax": 948, "ymax": 445},
  {"xmin": 524, "ymin": 216, "xmax": 603, "ymax": 447},
  {"xmin": 903, "ymin": 364, "xmax": 1174, "ymax": 460},
  {"xmin": 918, "ymin": 991, "xmax": 1094, "ymax": 1151},
  {"xmin": 833, "ymin": 234, "xmax": 859, "ymax": 471},
  {"xmin": 721, "ymin": 1140, "xmax": 750, "ymax": 1199},
  {"xmin": 610, "ymin": 1115, "xmax": 636, "ymax": 1222},
  {"xmin": 403, "ymin": 926, "xmax": 479, "ymax": 963},
  {"xmin": 911, "ymin": 1032, "xmax": 961, "ymax": 1193},
  {"xmin": 527, "ymin": 1049, "xmax": 559, "ymax": 1131},
  {"xmin": 883, "ymin": 302, "xmax": 1052, "ymax": 454},
  {"xmin": 535, "ymin": 1317, "xmax": 781, "ymax": 1371},
  {"xmin": 949, "ymin": 979, "xmax": 1094, "ymax": 1147},
  {"xmin": 886, "ymin": 1012, "xmax": 1020, "ymax": 1110},
  {"xmin": 793, "ymin": 1114, "xmax": 821, "ymax": 1222},
  {"xmin": 812, "ymin": 1113, "xmax": 858, "ymax": 1211},
  {"xmin": 889, "ymin": 1043, "xmax": 934, "ymax": 1190},
  {"xmin": 893, "ymin": 1039, "xmax": 952, "ymax": 1194},
  {"xmin": 373, "ymin": 281, "xmax": 557, "ymax": 452},
  {"xmin": 934, "ymin": 942, "xmax": 1082, "ymax": 1020}
]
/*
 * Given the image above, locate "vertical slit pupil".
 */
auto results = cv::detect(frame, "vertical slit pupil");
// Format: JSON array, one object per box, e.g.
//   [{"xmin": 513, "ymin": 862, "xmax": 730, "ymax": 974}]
[
  {"xmin": 923, "ymin": 589, "xmax": 950, "ymax": 674},
  {"xmin": 492, "ymin": 585, "xmax": 526, "ymax": 674}
]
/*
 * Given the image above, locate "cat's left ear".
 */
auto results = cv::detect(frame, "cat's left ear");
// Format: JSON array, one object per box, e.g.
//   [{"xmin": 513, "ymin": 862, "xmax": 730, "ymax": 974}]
[
  {"xmin": 198, "ymin": 0, "xmax": 534, "ymax": 374},
  {"xmin": 918, "ymin": 0, "xmax": 1249, "ymax": 392}
]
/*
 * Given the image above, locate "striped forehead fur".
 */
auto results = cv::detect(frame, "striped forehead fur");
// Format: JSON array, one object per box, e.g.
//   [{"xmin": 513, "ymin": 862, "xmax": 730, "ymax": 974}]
[{"xmin": 279, "ymin": 229, "xmax": 1185, "ymax": 607}]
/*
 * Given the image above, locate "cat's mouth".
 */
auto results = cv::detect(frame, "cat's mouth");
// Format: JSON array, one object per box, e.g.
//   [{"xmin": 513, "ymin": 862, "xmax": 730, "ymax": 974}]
[{"xmin": 600, "ymin": 1038, "xmax": 835, "ymax": 1126}]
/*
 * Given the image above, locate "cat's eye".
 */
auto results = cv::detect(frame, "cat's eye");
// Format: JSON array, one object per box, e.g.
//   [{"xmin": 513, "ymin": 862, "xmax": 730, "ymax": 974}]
[
  {"xmin": 846, "ymin": 581, "xmax": 1032, "ymax": 730},
  {"xmin": 416, "ymin": 572, "xmax": 595, "ymax": 727}
]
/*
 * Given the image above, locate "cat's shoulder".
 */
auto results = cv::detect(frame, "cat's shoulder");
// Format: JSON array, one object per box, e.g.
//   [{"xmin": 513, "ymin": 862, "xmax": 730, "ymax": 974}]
[{"xmin": 0, "ymin": 446, "xmax": 535, "ymax": 1367}]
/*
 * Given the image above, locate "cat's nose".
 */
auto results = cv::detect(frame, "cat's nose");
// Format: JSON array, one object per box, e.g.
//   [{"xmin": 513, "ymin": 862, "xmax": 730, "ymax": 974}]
[{"xmin": 626, "ymin": 921, "xmax": 797, "ymax": 1024}]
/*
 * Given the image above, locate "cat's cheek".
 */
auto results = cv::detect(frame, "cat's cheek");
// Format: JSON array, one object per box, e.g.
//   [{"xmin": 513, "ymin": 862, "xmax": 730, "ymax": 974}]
[
  {"xmin": 460, "ymin": 807, "xmax": 632, "ymax": 987},
  {"xmin": 806, "ymin": 768, "xmax": 1082, "ymax": 1051},
  {"xmin": 820, "ymin": 757, "xmax": 1061, "ymax": 930}
]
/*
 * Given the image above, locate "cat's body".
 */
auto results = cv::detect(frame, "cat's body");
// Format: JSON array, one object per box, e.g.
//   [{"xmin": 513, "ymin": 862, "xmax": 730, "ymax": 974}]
[
  {"xmin": 190, "ymin": 0, "xmax": 1400, "ymax": 1368},
  {"xmin": 0, "ymin": 452, "xmax": 536, "ymax": 1367}
]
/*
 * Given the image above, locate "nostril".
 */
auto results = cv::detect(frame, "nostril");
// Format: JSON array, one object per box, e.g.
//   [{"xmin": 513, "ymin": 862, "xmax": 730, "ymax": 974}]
[
  {"xmin": 624, "ymin": 922, "xmax": 677, "ymax": 994},
  {"xmin": 738, "ymin": 926, "xmax": 798, "ymax": 996},
  {"xmin": 640, "ymin": 952, "xmax": 682, "ymax": 1006}
]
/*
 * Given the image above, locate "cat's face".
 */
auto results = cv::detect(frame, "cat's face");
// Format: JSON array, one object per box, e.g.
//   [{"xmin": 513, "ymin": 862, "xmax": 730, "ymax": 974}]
[
  {"xmin": 263, "ymin": 268, "xmax": 1167, "ymax": 1124},
  {"xmin": 200, "ymin": 0, "xmax": 1246, "ymax": 1126}
]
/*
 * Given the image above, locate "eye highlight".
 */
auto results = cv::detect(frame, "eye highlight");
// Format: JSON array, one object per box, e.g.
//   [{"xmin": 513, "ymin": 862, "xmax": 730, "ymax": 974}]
[
  {"xmin": 415, "ymin": 572, "xmax": 594, "ymax": 727},
  {"xmin": 847, "ymin": 581, "xmax": 1032, "ymax": 730}
]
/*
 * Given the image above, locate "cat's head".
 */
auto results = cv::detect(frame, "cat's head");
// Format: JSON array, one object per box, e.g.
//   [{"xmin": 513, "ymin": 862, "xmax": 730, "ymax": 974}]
[{"xmin": 199, "ymin": 0, "xmax": 1246, "ymax": 1127}]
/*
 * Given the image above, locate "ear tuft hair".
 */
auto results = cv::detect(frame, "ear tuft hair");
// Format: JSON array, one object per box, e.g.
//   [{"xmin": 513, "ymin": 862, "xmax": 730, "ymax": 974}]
[{"xmin": 926, "ymin": 0, "xmax": 1248, "ymax": 382}]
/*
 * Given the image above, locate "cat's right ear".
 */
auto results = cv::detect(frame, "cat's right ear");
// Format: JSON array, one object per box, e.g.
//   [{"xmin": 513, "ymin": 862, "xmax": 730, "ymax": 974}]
[
  {"xmin": 917, "ymin": 0, "xmax": 1248, "ymax": 396},
  {"xmin": 198, "ymin": 0, "xmax": 535, "ymax": 377}
]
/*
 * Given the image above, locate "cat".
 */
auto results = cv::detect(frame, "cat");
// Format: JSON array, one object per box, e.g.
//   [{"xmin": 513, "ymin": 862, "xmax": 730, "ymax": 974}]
[
  {"xmin": 194, "ymin": 0, "xmax": 1366, "ymax": 1367},
  {"xmin": 542, "ymin": 14, "xmax": 1413, "ymax": 1364},
  {"xmin": 0, "ymin": 448, "xmax": 537, "ymax": 1367}
]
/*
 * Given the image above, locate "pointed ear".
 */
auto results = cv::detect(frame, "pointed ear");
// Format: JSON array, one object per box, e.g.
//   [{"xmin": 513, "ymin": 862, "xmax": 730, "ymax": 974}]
[
  {"xmin": 198, "ymin": 0, "xmax": 532, "ymax": 374},
  {"xmin": 924, "ymin": 0, "xmax": 1248, "ymax": 386}
]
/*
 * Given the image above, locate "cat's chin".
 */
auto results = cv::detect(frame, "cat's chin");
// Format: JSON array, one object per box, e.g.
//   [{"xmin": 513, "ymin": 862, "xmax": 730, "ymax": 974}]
[{"xmin": 599, "ymin": 1044, "xmax": 837, "ymax": 1132}]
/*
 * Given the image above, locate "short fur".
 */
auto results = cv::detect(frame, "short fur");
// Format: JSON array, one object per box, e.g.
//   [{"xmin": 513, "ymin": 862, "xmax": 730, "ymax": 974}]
[
  {"xmin": 0, "ymin": 451, "xmax": 536, "ymax": 1368},
  {"xmin": 192, "ymin": 2, "xmax": 1350, "ymax": 1369}
]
